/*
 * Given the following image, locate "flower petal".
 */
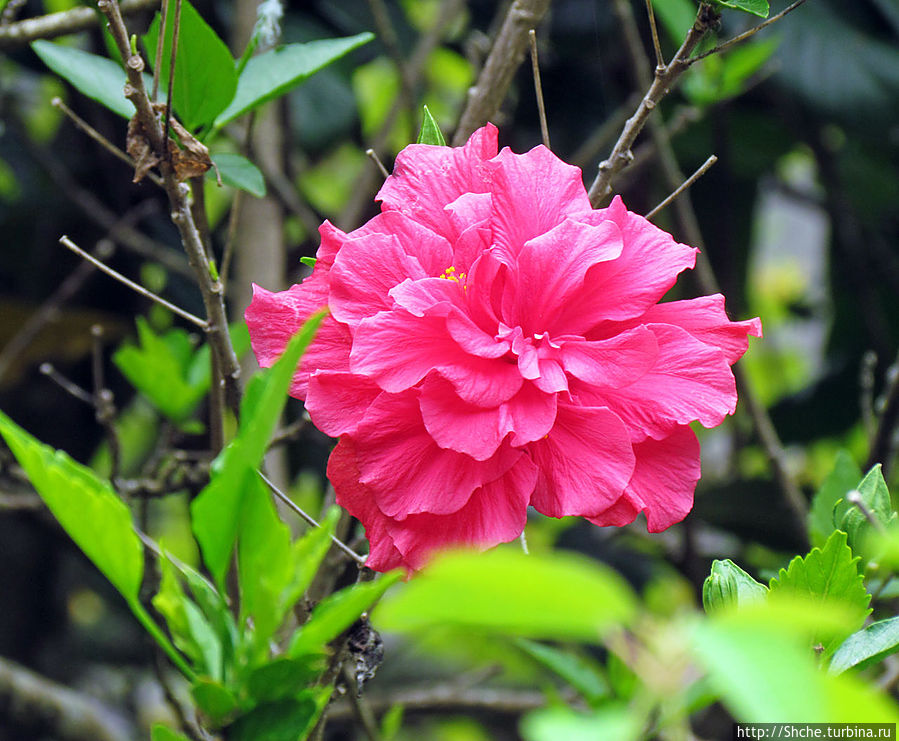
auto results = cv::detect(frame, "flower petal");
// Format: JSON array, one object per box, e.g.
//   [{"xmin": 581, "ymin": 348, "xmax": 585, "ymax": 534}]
[
  {"xmin": 589, "ymin": 425, "xmax": 700, "ymax": 532},
  {"xmin": 351, "ymin": 309, "xmax": 523, "ymax": 404},
  {"xmin": 556, "ymin": 197, "xmax": 697, "ymax": 331},
  {"xmin": 629, "ymin": 293, "xmax": 762, "ymax": 364},
  {"xmin": 587, "ymin": 323, "xmax": 737, "ymax": 439},
  {"xmin": 329, "ymin": 439, "xmax": 405, "ymax": 572},
  {"xmin": 558, "ymin": 326, "xmax": 658, "ymax": 388},
  {"xmin": 511, "ymin": 217, "xmax": 623, "ymax": 335},
  {"xmin": 376, "ymin": 124, "xmax": 498, "ymax": 239},
  {"xmin": 489, "ymin": 145, "xmax": 592, "ymax": 264},
  {"xmin": 418, "ymin": 375, "xmax": 557, "ymax": 460},
  {"xmin": 385, "ymin": 455, "xmax": 538, "ymax": 570},
  {"xmin": 352, "ymin": 390, "xmax": 522, "ymax": 518},
  {"xmin": 305, "ymin": 372, "xmax": 382, "ymax": 437},
  {"xmin": 528, "ymin": 403, "xmax": 635, "ymax": 518}
]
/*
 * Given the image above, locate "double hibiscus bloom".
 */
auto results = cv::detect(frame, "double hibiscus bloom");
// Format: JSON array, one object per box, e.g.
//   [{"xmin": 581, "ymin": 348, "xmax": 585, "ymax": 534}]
[{"xmin": 246, "ymin": 124, "xmax": 761, "ymax": 572}]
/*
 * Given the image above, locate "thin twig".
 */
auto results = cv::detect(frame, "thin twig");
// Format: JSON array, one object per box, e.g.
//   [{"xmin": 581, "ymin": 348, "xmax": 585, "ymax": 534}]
[
  {"xmin": 452, "ymin": 0, "xmax": 553, "ymax": 145},
  {"xmin": 257, "ymin": 470, "xmax": 367, "ymax": 566},
  {"xmin": 163, "ymin": 0, "xmax": 182, "ymax": 152},
  {"xmin": 90, "ymin": 325, "xmax": 122, "ymax": 485},
  {"xmin": 644, "ymin": 0, "xmax": 665, "ymax": 68},
  {"xmin": 59, "ymin": 235, "xmax": 208, "ymax": 328},
  {"xmin": 689, "ymin": 0, "xmax": 811, "ymax": 65},
  {"xmin": 267, "ymin": 418, "xmax": 308, "ymax": 449},
  {"xmin": 152, "ymin": 0, "xmax": 167, "ymax": 101},
  {"xmin": 861, "ymin": 351, "xmax": 878, "ymax": 444},
  {"xmin": 868, "ymin": 350, "xmax": 899, "ymax": 476},
  {"xmin": 342, "ymin": 665, "xmax": 382, "ymax": 741},
  {"xmin": 0, "ymin": 0, "xmax": 158, "ymax": 49},
  {"xmin": 644, "ymin": 154, "xmax": 717, "ymax": 220},
  {"xmin": 528, "ymin": 29, "xmax": 551, "ymax": 149},
  {"xmin": 39, "ymin": 363, "xmax": 95, "ymax": 405},
  {"xmin": 51, "ymin": 98, "xmax": 164, "ymax": 187},
  {"xmin": 587, "ymin": 3, "xmax": 720, "ymax": 205},
  {"xmin": 365, "ymin": 148, "xmax": 390, "ymax": 179}
]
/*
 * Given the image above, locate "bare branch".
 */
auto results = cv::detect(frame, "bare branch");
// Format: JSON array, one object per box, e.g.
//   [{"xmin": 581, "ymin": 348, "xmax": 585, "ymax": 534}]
[
  {"xmin": 59, "ymin": 235, "xmax": 208, "ymax": 328},
  {"xmin": 452, "ymin": 0, "xmax": 552, "ymax": 145},
  {"xmin": 867, "ymin": 349, "xmax": 899, "ymax": 476},
  {"xmin": 644, "ymin": 154, "xmax": 718, "ymax": 220},
  {"xmin": 645, "ymin": 0, "xmax": 665, "ymax": 68},
  {"xmin": 0, "ymin": 0, "xmax": 158, "ymax": 50},
  {"xmin": 0, "ymin": 656, "xmax": 131, "ymax": 741},
  {"xmin": 689, "ymin": 0, "xmax": 811, "ymax": 65},
  {"xmin": 528, "ymin": 29, "xmax": 551, "ymax": 149},
  {"xmin": 366, "ymin": 148, "xmax": 390, "ymax": 179}
]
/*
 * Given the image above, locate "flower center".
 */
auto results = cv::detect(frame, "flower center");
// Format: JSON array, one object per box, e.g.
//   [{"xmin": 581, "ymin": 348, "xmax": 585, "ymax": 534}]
[{"xmin": 438, "ymin": 265, "xmax": 466, "ymax": 285}]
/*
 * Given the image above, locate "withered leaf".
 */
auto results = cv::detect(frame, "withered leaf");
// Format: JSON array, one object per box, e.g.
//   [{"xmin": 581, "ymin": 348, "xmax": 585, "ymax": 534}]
[
  {"xmin": 168, "ymin": 117, "xmax": 213, "ymax": 182},
  {"xmin": 126, "ymin": 112, "xmax": 161, "ymax": 184}
]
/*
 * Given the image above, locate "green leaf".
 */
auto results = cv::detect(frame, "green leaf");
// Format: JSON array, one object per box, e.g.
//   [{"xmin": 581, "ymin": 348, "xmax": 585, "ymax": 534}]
[
  {"xmin": 521, "ymin": 705, "xmax": 642, "ymax": 741},
  {"xmin": 113, "ymin": 318, "xmax": 206, "ymax": 424},
  {"xmin": 693, "ymin": 612, "xmax": 899, "ymax": 722},
  {"xmin": 416, "ymin": 104, "xmax": 446, "ymax": 145},
  {"xmin": 151, "ymin": 725, "xmax": 192, "ymax": 741},
  {"xmin": 830, "ymin": 617, "xmax": 899, "ymax": 675},
  {"xmin": 650, "ymin": 0, "xmax": 697, "ymax": 43},
  {"xmin": 702, "ymin": 559, "xmax": 768, "ymax": 613},
  {"xmin": 809, "ymin": 451, "xmax": 862, "ymax": 547},
  {"xmin": 709, "ymin": 0, "xmax": 769, "ymax": 18},
  {"xmin": 191, "ymin": 678, "xmax": 239, "ymax": 727},
  {"xmin": 31, "ymin": 41, "xmax": 134, "ymax": 119},
  {"xmin": 191, "ymin": 311, "xmax": 326, "ymax": 589},
  {"xmin": 300, "ymin": 257, "xmax": 317, "ymax": 268},
  {"xmin": 0, "ymin": 410, "xmax": 143, "ymax": 602},
  {"xmin": 834, "ymin": 463, "xmax": 894, "ymax": 552},
  {"xmin": 228, "ymin": 689, "xmax": 331, "ymax": 741},
  {"xmin": 289, "ymin": 573, "xmax": 401, "ymax": 657},
  {"xmin": 768, "ymin": 530, "xmax": 872, "ymax": 654},
  {"xmin": 145, "ymin": 0, "xmax": 237, "ymax": 131},
  {"xmin": 211, "ymin": 152, "xmax": 266, "ymax": 197},
  {"xmin": 214, "ymin": 33, "xmax": 374, "ymax": 129},
  {"xmin": 245, "ymin": 655, "xmax": 327, "ymax": 703},
  {"xmin": 380, "ymin": 704, "xmax": 404, "ymax": 740},
  {"xmin": 373, "ymin": 549, "xmax": 637, "ymax": 643},
  {"xmin": 515, "ymin": 639, "xmax": 609, "ymax": 705}
]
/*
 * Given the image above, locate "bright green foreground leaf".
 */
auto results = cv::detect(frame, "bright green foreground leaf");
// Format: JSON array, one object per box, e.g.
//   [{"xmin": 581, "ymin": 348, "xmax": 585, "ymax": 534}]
[
  {"xmin": 211, "ymin": 152, "xmax": 266, "ymax": 197},
  {"xmin": 710, "ymin": 0, "xmax": 769, "ymax": 18},
  {"xmin": 145, "ymin": 0, "xmax": 237, "ymax": 131},
  {"xmin": 0, "ymin": 410, "xmax": 143, "ymax": 601},
  {"xmin": 416, "ymin": 104, "xmax": 446, "ymax": 145},
  {"xmin": 191, "ymin": 311, "xmax": 326, "ymax": 589},
  {"xmin": 693, "ymin": 607, "xmax": 899, "ymax": 722},
  {"xmin": 214, "ymin": 33, "xmax": 374, "ymax": 129},
  {"xmin": 289, "ymin": 573, "xmax": 401, "ymax": 657},
  {"xmin": 521, "ymin": 704, "xmax": 642, "ymax": 741},
  {"xmin": 768, "ymin": 530, "xmax": 872, "ymax": 654},
  {"xmin": 31, "ymin": 41, "xmax": 134, "ymax": 119},
  {"xmin": 374, "ymin": 549, "xmax": 637, "ymax": 642},
  {"xmin": 830, "ymin": 617, "xmax": 899, "ymax": 675},
  {"xmin": 702, "ymin": 559, "xmax": 767, "ymax": 613},
  {"xmin": 809, "ymin": 450, "xmax": 862, "ymax": 547}
]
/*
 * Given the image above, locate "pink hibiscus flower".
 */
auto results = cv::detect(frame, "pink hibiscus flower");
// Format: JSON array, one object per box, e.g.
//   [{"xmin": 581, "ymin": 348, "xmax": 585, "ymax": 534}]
[{"xmin": 246, "ymin": 124, "xmax": 761, "ymax": 572}]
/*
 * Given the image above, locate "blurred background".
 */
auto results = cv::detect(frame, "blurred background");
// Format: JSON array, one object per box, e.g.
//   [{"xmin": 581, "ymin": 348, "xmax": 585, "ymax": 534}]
[{"xmin": 1, "ymin": 0, "xmax": 898, "ymax": 738}]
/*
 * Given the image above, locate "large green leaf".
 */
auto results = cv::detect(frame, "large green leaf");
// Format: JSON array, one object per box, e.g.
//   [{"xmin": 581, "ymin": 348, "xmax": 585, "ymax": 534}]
[
  {"xmin": 214, "ymin": 34, "xmax": 374, "ymax": 129},
  {"xmin": 521, "ymin": 705, "xmax": 642, "ymax": 741},
  {"xmin": 0, "ymin": 410, "xmax": 143, "ymax": 602},
  {"xmin": 31, "ymin": 41, "xmax": 134, "ymax": 119},
  {"xmin": 830, "ymin": 617, "xmax": 899, "ymax": 675},
  {"xmin": 289, "ymin": 574, "xmax": 401, "ymax": 657},
  {"xmin": 808, "ymin": 451, "xmax": 862, "ymax": 548},
  {"xmin": 145, "ymin": 0, "xmax": 237, "ymax": 131},
  {"xmin": 693, "ymin": 612, "xmax": 899, "ymax": 722},
  {"xmin": 151, "ymin": 726, "xmax": 192, "ymax": 741},
  {"xmin": 211, "ymin": 152, "xmax": 266, "ymax": 197},
  {"xmin": 768, "ymin": 530, "xmax": 872, "ymax": 654},
  {"xmin": 191, "ymin": 311, "xmax": 325, "ymax": 588},
  {"xmin": 245, "ymin": 656, "xmax": 327, "ymax": 704},
  {"xmin": 227, "ymin": 689, "xmax": 331, "ymax": 741},
  {"xmin": 702, "ymin": 559, "xmax": 767, "ymax": 613},
  {"xmin": 373, "ymin": 549, "xmax": 637, "ymax": 642}
]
